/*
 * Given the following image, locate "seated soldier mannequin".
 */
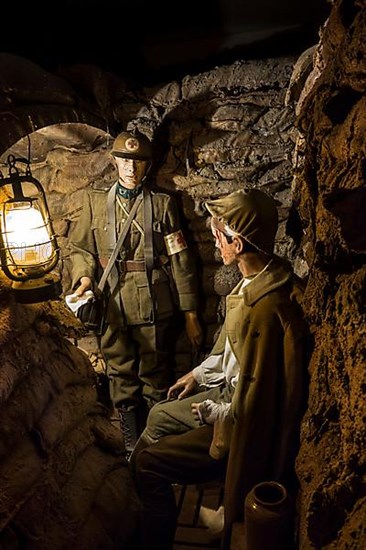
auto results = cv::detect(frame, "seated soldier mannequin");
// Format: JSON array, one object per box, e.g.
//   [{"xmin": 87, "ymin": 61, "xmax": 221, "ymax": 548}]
[{"xmin": 131, "ymin": 188, "xmax": 309, "ymax": 550}]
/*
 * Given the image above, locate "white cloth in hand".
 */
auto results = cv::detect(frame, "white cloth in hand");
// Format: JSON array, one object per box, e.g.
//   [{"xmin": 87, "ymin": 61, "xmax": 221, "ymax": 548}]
[
  {"xmin": 195, "ymin": 399, "xmax": 231, "ymax": 425},
  {"xmin": 65, "ymin": 290, "xmax": 94, "ymax": 315}
]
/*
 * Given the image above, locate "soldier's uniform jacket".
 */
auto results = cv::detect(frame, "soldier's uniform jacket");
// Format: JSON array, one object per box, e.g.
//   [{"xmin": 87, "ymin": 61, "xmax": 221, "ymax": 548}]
[
  {"xmin": 209, "ymin": 256, "xmax": 309, "ymax": 541},
  {"xmin": 70, "ymin": 185, "xmax": 198, "ymax": 326}
]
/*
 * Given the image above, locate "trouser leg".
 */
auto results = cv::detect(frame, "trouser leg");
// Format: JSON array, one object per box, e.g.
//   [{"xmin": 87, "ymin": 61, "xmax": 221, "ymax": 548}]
[
  {"xmin": 134, "ymin": 319, "xmax": 174, "ymax": 409},
  {"xmin": 101, "ymin": 320, "xmax": 174, "ymax": 411},
  {"xmin": 101, "ymin": 323, "xmax": 141, "ymax": 454},
  {"xmin": 101, "ymin": 322, "xmax": 141, "ymax": 410},
  {"xmin": 134, "ymin": 425, "xmax": 227, "ymax": 550},
  {"xmin": 141, "ymin": 385, "xmax": 228, "ymax": 443},
  {"xmin": 101, "ymin": 319, "xmax": 177, "ymax": 453}
]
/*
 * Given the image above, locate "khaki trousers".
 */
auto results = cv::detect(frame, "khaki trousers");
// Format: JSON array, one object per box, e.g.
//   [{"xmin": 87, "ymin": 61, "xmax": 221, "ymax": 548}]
[{"xmin": 101, "ymin": 318, "xmax": 173, "ymax": 410}]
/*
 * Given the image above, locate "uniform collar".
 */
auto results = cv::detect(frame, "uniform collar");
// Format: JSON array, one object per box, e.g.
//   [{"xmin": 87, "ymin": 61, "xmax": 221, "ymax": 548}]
[
  {"xmin": 117, "ymin": 182, "xmax": 143, "ymax": 200},
  {"xmin": 230, "ymin": 256, "xmax": 293, "ymax": 306}
]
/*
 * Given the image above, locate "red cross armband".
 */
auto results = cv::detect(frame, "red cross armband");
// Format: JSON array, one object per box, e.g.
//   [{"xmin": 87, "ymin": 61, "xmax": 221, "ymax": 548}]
[{"xmin": 164, "ymin": 230, "xmax": 188, "ymax": 255}]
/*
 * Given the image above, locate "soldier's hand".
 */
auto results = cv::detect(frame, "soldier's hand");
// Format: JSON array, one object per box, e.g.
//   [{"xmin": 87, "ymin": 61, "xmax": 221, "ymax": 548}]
[
  {"xmin": 74, "ymin": 276, "xmax": 92, "ymax": 297},
  {"xmin": 167, "ymin": 371, "xmax": 198, "ymax": 400},
  {"xmin": 191, "ymin": 402, "xmax": 205, "ymax": 425},
  {"xmin": 184, "ymin": 310, "xmax": 203, "ymax": 349}
]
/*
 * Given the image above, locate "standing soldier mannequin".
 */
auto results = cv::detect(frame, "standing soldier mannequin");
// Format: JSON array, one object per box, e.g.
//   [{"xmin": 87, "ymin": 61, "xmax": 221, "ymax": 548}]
[{"xmin": 69, "ymin": 130, "xmax": 202, "ymax": 453}]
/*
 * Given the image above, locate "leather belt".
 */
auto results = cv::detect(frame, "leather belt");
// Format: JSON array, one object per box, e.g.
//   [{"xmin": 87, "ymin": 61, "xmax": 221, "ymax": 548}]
[{"xmin": 118, "ymin": 260, "xmax": 146, "ymax": 272}]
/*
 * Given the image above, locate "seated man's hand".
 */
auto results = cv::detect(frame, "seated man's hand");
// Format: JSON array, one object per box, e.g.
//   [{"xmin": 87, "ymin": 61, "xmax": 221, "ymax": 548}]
[{"xmin": 167, "ymin": 371, "xmax": 198, "ymax": 401}]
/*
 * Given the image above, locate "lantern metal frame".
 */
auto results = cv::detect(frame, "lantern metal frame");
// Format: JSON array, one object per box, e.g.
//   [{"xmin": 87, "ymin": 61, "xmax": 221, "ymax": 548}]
[{"xmin": 0, "ymin": 155, "xmax": 61, "ymax": 301}]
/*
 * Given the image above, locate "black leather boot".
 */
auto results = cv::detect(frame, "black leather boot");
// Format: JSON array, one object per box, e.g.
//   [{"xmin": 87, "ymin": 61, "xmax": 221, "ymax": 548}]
[{"xmin": 119, "ymin": 407, "xmax": 140, "ymax": 456}]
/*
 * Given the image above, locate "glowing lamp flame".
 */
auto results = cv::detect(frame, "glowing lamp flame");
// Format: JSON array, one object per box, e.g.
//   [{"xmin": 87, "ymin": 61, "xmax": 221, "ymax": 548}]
[{"xmin": 4, "ymin": 202, "xmax": 53, "ymax": 265}]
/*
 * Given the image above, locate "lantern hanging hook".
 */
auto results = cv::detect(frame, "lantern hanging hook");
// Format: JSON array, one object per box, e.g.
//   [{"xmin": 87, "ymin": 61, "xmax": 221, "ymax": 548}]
[{"xmin": 6, "ymin": 133, "xmax": 32, "ymax": 178}]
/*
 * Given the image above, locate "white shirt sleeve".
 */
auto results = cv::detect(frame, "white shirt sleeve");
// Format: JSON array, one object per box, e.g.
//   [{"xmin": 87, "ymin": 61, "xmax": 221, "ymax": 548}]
[{"xmin": 192, "ymin": 354, "xmax": 225, "ymax": 387}]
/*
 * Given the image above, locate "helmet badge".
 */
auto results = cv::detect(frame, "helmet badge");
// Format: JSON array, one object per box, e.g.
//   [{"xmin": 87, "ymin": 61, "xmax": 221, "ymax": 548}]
[{"xmin": 125, "ymin": 137, "xmax": 139, "ymax": 152}]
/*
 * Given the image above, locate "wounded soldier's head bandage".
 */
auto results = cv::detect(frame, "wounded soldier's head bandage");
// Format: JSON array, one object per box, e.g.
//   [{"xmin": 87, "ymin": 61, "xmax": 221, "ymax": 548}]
[
  {"xmin": 211, "ymin": 217, "xmax": 238, "ymax": 239},
  {"xmin": 164, "ymin": 230, "xmax": 188, "ymax": 255}
]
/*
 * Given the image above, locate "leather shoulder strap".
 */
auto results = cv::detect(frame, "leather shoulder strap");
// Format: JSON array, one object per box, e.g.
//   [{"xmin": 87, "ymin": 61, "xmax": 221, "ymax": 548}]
[
  {"xmin": 143, "ymin": 187, "xmax": 155, "ymax": 323},
  {"xmin": 106, "ymin": 182, "xmax": 118, "ymax": 250},
  {"xmin": 99, "ymin": 193, "xmax": 142, "ymax": 293}
]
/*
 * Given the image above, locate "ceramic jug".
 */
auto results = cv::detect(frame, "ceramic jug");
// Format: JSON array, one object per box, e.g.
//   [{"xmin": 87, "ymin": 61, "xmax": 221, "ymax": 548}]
[{"xmin": 244, "ymin": 481, "xmax": 293, "ymax": 550}]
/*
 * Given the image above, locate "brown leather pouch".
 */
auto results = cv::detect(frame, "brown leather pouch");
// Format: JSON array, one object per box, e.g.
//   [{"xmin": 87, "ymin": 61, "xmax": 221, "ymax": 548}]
[{"xmin": 77, "ymin": 295, "xmax": 105, "ymax": 335}]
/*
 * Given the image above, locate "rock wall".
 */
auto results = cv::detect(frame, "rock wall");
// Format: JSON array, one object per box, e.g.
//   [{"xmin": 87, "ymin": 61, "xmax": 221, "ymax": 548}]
[
  {"xmin": 292, "ymin": 1, "xmax": 366, "ymax": 548},
  {"xmin": 0, "ymin": 276, "xmax": 139, "ymax": 549}
]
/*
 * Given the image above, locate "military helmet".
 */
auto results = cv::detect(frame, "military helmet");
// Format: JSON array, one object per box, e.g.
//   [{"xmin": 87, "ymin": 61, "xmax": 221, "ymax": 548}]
[
  {"xmin": 111, "ymin": 131, "xmax": 152, "ymax": 160},
  {"xmin": 205, "ymin": 189, "xmax": 278, "ymax": 255}
]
